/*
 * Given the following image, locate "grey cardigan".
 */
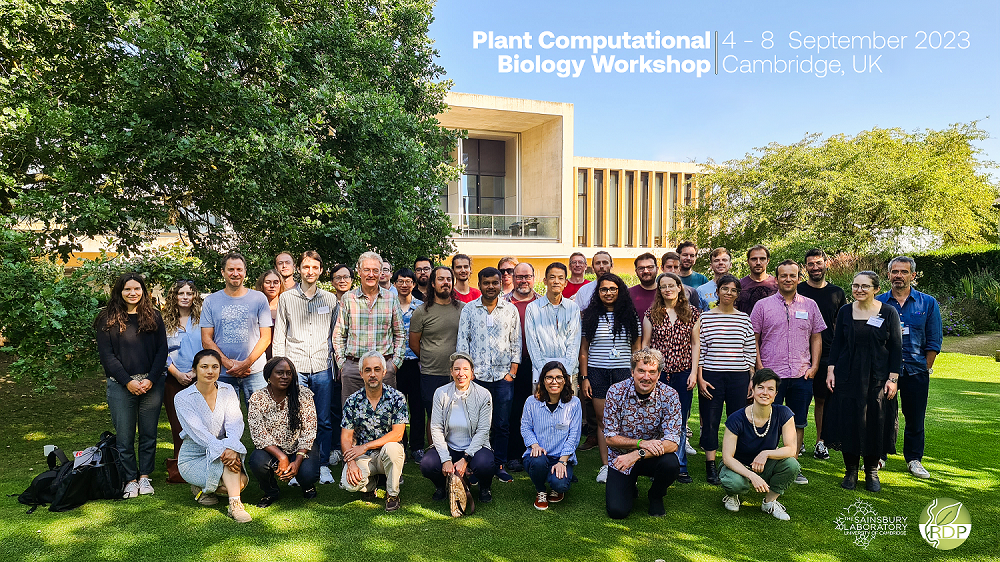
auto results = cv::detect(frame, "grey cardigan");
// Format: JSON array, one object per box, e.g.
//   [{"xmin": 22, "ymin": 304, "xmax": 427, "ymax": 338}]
[{"xmin": 429, "ymin": 381, "xmax": 493, "ymax": 460}]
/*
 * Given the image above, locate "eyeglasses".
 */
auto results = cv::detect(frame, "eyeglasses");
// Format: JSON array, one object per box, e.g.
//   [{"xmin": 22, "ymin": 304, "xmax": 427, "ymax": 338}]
[
  {"xmin": 718, "ymin": 287, "xmax": 739, "ymax": 294},
  {"xmin": 599, "ymin": 287, "xmax": 619, "ymax": 294},
  {"xmin": 636, "ymin": 265, "xmax": 657, "ymax": 272},
  {"xmin": 543, "ymin": 375, "xmax": 565, "ymax": 383},
  {"xmin": 333, "ymin": 275, "xmax": 352, "ymax": 282},
  {"xmin": 499, "ymin": 268, "xmax": 515, "ymax": 275},
  {"xmin": 515, "ymin": 274, "xmax": 533, "ymax": 281},
  {"xmin": 415, "ymin": 267, "xmax": 432, "ymax": 273},
  {"xmin": 851, "ymin": 284, "xmax": 874, "ymax": 291}
]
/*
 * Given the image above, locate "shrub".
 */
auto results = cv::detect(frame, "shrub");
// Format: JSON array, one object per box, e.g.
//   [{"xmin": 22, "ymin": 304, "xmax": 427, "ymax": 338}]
[
  {"xmin": 78, "ymin": 243, "xmax": 220, "ymax": 299},
  {"xmin": 939, "ymin": 297, "xmax": 975, "ymax": 337},
  {"xmin": 914, "ymin": 244, "xmax": 1000, "ymax": 295}
]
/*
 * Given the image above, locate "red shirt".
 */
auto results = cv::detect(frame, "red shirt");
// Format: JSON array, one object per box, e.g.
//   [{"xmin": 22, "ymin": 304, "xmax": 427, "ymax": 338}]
[
  {"xmin": 509, "ymin": 293, "xmax": 539, "ymax": 354},
  {"xmin": 563, "ymin": 280, "xmax": 587, "ymax": 298},
  {"xmin": 454, "ymin": 287, "xmax": 482, "ymax": 303}
]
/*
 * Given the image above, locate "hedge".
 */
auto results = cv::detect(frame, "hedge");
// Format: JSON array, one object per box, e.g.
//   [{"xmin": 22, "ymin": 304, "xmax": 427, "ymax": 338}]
[{"xmin": 914, "ymin": 244, "xmax": 1000, "ymax": 293}]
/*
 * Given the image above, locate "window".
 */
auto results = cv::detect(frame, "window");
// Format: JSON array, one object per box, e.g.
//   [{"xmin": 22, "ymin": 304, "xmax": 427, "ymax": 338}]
[
  {"xmin": 640, "ymin": 172, "xmax": 649, "ymax": 247},
  {"xmin": 670, "ymin": 173, "xmax": 679, "ymax": 232},
  {"xmin": 624, "ymin": 172, "xmax": 634, "ymax": 247},
  {"xmin": 594, "ymin": 170, "xmax": 604, "ymax": 247},
  {"xmin": 654, "ymin": 173, "xmax": 663, "ymax": 247},
  {"xmin": 462, "ymin": 139, "xmax": 506, "ymax": 215},
  {"xmin": 577, "ymin": 169, "xmax": 588, "ymax": 246},
  {"xmin": 608, "ymin": 171, "xmax": 619, "ymax": 247}
]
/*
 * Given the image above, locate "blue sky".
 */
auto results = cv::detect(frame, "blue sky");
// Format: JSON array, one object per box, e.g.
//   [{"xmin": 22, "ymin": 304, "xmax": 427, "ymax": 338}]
[{"xmin": 429, "ymin": 0, "xmax": 1000, "ymax": 168}]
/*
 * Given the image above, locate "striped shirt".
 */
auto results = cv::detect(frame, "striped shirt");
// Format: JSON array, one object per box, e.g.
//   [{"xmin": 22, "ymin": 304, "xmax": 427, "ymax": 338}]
[
  {"xmin": 272, "ymin": 286, "xmax": 338, "ymax": 374},
  {"xmin": 698, "ymin": 310, "xmax": 756, "ymax": 371},
  {"xmin": 520, "ymin": 395, "xmax": 583, "ymax": 463},
  {"xmin": 586, "ymin": 312, "xmax": 640, "ymax": 370},
  {"xmin": 333, "ymin": 287, "xmax": 406, "ymax": 369},
  {"xmin": 524, "ymin": 296, "xmax": 582, "ymax": 383}
]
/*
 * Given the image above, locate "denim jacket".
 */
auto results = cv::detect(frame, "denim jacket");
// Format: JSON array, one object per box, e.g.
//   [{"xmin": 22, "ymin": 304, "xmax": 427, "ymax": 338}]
[{"xmin": 876, "ymin": 288, "xmax": 942, "ymax": 375}]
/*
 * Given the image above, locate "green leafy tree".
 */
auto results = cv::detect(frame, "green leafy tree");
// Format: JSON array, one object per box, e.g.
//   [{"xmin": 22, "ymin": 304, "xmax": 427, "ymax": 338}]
[
  {"xmin": 0, "ymin": 0, "xmax": 458, "ymax": 272},
  {"xmin": 680, "ymin": 123, "xmax": 999, "ymax": 257}
]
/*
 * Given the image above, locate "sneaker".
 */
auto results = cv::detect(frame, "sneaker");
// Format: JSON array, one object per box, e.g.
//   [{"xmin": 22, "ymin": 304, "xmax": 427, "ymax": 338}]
[
  {"xmin": 578, "ymin": 434, "xmax": 598, "ymax": 451},
  {"xmin": 302, "ymin": 487, "xmax": 317, "ymax": 500},
  {"xmin": 431, "ymin": 487, "xmax": 446, "ymax": 501},
  {"xmin": 361, "ymin": 489, "xmax": 378, "ymax": 503},
  {"xmin": 877, "ymin": 458, "xmax": 886, "ymax": 471},
  {"xmin": 228, "ymin": 498, "xmax": 253, "ymax": 523},
  {"xmin": 547, "ymin": 491, "xmax": 564, "ymax": 503},
  {"xmin": 288, "ymin": 477, "xmax": 300, "ymax": 487},
  {"xmin": 798, "ymin": 443, "xmax": 806, "ymax": 456},
  {"xmin": 793, "ymin": 471, "xmax": 809, "ymax": 485},
  {"xmin": 191, "ymin": 485, "xmax": 219, "ymax": 505},
  {"xmin": 813, "ymin": 441, "xmax": 830, "ymax": 460},
  {"xmin": 256, "ymin": 495, "xmax": 280, "ymax": 508},
  {"xmin": 385, "ymin": 495, "xmax": 401, "ymax": 512},
  {"xmin": 648, "ymin": 494, "xmax": 666, "ymax": 517},
  {"xmin": 723, "ymin": 494, "xmax": 740, "ymax": 512},
  {"xmin": 506, "ymin": 458, "xmax": 524, "ymax": 472},
  {"xmin": 319, "ymin": 465, "xmax": 335, "ymax": 484},
  {"xmin": 467, "ymin": 474, "xmax": 479, "ymax": 486},
  {"xmin": 596, "ymin": 464, "xmax": 609, "ymax": 483},
  {"xmin": 677, "ymin": 471, "xmax": 693, "ymax": 484},
  {"xmin": 496, "ymin": 467, "xmax": 513, "ymax": 483},
  {"xmin": 329, "ymin": 450, "xmax": 343, "ymax": 465},
  {"xmin": 122, "ymin": 481, "xmax": 140, "ymax": 499},
  {"xmin": 138, "ymin": 477, "xmax": 154, "ymax": 495},
  {"xmin": 762, "ymin": 499, "xmax": 790, "ymax": 521},
  {"xmin": 411, "ymin": 449, "xmax": 425, "ymax": 464},
  {"xmin": 534, "ymin": 491, "xmax": 549, "ymax": 510},
  {"xmin": 908, "ymin": 460, "xmax": 930, "ymax": 479},
  {"xmin": 685, "ymin": 441, "xmax": 697, "ymax": 456},
  {"xmin": 479, "ymin": 488, "xmax": 492, "ymax": 503}
]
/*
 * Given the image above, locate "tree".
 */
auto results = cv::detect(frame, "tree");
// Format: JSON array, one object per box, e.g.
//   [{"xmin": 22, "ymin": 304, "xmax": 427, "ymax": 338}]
[
  {"xmin": 0, "ymin": 0, "xmax": 458, "ymax": 271},
  {"xmin": 679, "ymin": 123, "xmax": 999, "ymax": 258}
]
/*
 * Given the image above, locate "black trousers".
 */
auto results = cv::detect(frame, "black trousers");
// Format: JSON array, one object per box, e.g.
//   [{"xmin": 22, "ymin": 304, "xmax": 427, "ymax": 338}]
[
  {"xmin": 506, "ymin": 352, "xmax": 533, "ymax": 462},
  {"xmin": 606, "ymin": 454, "xmax": 679, "ymax": 520},
  {"xmin": 420, "ymin": 447, "xmax": 496, "ymax": 491},
  {"xmin": 397, "ymin": 358, "xmax": 425, "ymax": 452},
  {"xmin": 247, "ymin": 442, "xmax": 322, "ymax": 496}
]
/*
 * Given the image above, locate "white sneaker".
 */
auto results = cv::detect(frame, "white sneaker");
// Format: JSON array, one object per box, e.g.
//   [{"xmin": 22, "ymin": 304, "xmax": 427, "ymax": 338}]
[
  {"xmin": 596, "ymin": 464, "xmax": 609, "ymax": 483},
  {"xmin": 138, "ymin": 477, "xmax": 154, "ymax": 495},
  {"xmin": 288, "ymin": 477, "xmax": 300, "ymax": 487},
  {"xmin": 908, "ymin": 460, "xmax": 930, "ymax": 479},
  {"xmin": 878, "ymin": 458, "xmax": 886, "ymax": 471},
  {"xmin": 319, "ymin": 465, "xmax": 335, "ymax": 484},
  {"xmin": 685, "ymin": 441, "xmax": 697, "ymax": 456},
  {"xmin": 762, "ymin": 499, "xmax": 790, "ymax": 521},
  {"xmin": 329, "ymin": 450, "xmax": 343, "ymax": 465},
  {"xmin": 122, "ymin": 480, "xmax": 140, "ymax": 499},
  {"xmin": 723, "ymin": 494, "xmax": 740, "ymax": 512}
]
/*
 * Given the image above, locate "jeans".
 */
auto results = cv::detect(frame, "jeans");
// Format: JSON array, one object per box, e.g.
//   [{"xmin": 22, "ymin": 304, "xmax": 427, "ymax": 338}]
[
  {"xmin": 662, "ymin": 369, "xmax": 692, "ymax": 471},
  {"xmin": 899, "ymin": 369, "xmax": 930, "ymax": 462},
  {"xmin": 330, "ymin": 364, "xmax": 342, "ymax": 453},
  {"xmin": 477, "ymin": 378, "xmax": 514, "ymax": 466},
  {"xmin": 524, "ymin": 454, "xmax": 574, "ymax": 493},
  {"xmin": 774, "ymin": 376, "xmax": 813, "ymax": 428},
  {"xmin": 298, "ymin": 369, "xmax": 333, "ymax": 467},
  {"xmin": 605, "ymin": 454, "xmax": 680, "ymax": 519},
  {"xmin": 420, "ymin": 447, "xmax": 496, "ymax": 492},
  {"xmin": 106, "ymin": 377, "xmax": 165, "ymax": 483},
  {"xmin": 720, "ymin": 457, "xmax": 800, "ymax": 496},
  {"xmin": 220, "ymin": 371, "xmax": 267, "ymax": 407},
  {"xmin": 397, "ymin": 358, "xmax": 426, "ymax": 452},
  {"xmin": 247, "ymin": 441, "xmax": 322, "ymax": 496},
  {"xmin": 698, "ymin": 370, "xmax": 750, "ymax": 452}
]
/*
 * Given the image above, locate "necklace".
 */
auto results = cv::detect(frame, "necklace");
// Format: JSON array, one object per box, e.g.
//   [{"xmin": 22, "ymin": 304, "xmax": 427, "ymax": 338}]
[
  {"xmin": 750, "ymin": 405, "xmax": 772, "ymax": 437},
  {"xmin": 266, "ymin": 387, "xmax": 287, "ymax": 408}
]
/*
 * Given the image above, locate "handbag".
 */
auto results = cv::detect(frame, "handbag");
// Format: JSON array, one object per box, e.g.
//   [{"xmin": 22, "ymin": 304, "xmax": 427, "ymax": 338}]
[{"xmin": 447, "ymin": 473, "xmax": 475, "ymax": 517}]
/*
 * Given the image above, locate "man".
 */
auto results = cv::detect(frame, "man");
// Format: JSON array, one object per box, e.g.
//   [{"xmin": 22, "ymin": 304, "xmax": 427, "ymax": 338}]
[
  {"xmin": 452, "ymin": 254, "xmax": 482, "ymax": 303},
  {"xmin": 275, "ymin": 252, "xmax": 297, "ymax": 291},
  {"xmin": 340, "ymin": 351, "xmax": 408, "ymax": 512},
  {"xmin": 736, "ymin": 245, "xmax": 778, "ymax": 315},
  {"xmin": 660, "ymin": 251, "xmax": 703, "ymax": 310},
  {"xmin": 273, "ymin": 250, "xmax": 339, "ymax": 485},
  {"xmin": 333, "ymin": 251, "xmax": 406, "ymax": 406},
  {"xmin": 750, "ymin": 259, "xmax": 825, "ymax": 485},
  {"xmin": 876, "ymin": 256, "xmax": 942, "ymax": 479},
  {"xmin": 456, "ymin": 266, "xmax": 521, "ymax": 483},
  {"xmin": 379, "ymin": 260, "xmax": 394, "ymax": 293},
  {"xmin": 797, "ymin": 249, "xmax": 846, "ymax": 461},
  {"xmin": 629, "ymin": 253, "xmax": 660, "ymax": 317},
  {"xmin": 573, "ymin": 251, "xmax": 613, "ymax": 310},
  {"xmin": 412, "ymin": 257, "xmax": 433, "ymax": 301},
  {"xmin": 409, "ymin": 266, "xmax": 465, "ymax": 427},
  {"xmin": 393, "ymin": 268, "xmax": 425, "ymax": 462},
  {"xmin": 696, "ymin": 248, "xmax": 733, "ymax": 310},
  {"xmin": 525, "ymin": 262, "xmax": 582, "ymax": 390},
  {"xmin": 604, "ymin": 348, "xmax": 682, "ymax": 519},
  {"xmin": 676, "ymin": 242, "xmax": 708, "ymax": 288},
  {"xmin": 563, "ymin": 252, "xmax": 589, "ymax": 298},
  {"xmin": 201, "ymin": 252, "xmax": 272, "ymax": 405},
  {"xmin": 505, "ymin": 261, "xmax": 541, "ymax": 470},
  {"xmin": 327, "ymin": 263, "xmax": 353, "ymax": 463},
  {"xmin": 498, "ymin": 256, "xmax": 519, "ymax": 296}
]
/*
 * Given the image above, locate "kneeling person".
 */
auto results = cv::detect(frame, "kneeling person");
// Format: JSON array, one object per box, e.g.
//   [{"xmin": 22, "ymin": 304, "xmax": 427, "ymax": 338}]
[
  {"xmin": 340, "ymin": 351, "xmax": 409, "ymax": 512},
  {"xmin": 720, "ymin": 368, "xmax": 800, "ymax": 520}
]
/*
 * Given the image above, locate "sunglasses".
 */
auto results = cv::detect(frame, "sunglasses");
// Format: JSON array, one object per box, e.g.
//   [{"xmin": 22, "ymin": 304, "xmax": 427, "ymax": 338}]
[{"xmin": 499, "ymin": 268, "xmax": 515, "ymax": 275}]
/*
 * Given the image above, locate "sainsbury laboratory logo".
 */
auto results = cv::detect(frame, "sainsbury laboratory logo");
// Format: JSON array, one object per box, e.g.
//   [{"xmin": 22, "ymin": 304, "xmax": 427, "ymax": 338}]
[{"xmin": 835, "ymin": 498, "xmax": 908, "ymax": 548}]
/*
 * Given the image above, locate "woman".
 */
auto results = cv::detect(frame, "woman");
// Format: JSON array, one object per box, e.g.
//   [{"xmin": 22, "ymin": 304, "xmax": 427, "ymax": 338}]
[
  {"xmin": 720, "ymin": 369, "xmax": 800, "ymax": 521},
  {"xmin": 642, "ymin": 272, "xmax": 701, "ymax": 484},
  {"xmin": 393, "ymin": 268, "xmax": 426, "ymax": 461},
  {"xmin": 824, "ymin": 271, "xmax": 901, "ymax": 492},
  {"xmin": 175, "ymin": 349, "xmax": 252, "ymax": 523},
  {"xmin": 94, "ymin": 272, "xmax": 168, "ymax": 499},
  {"xmin": 420, "ymin": 353, "xmax": 496, "ymax": 504},
  {"xmin": 247, "ymin": 357, "xmax": 320, "ymax": 507},
  {"xmin": 580, "ymin": 273, "xmax": 641, "ymax": 484},
  {"xmin": 521, "ymin": 361, "xmax": 582, "ymax": 511},
  {"xmin": 162, "ymin": 279, "xmax": 204, "ymax": 482},
  {"xmin": 697, "ymin": 274, "xmax": 756, "ymax": 486},
  {"xmin": 255, "ymin": 269, "xmax": 283, "ymax": 359}
]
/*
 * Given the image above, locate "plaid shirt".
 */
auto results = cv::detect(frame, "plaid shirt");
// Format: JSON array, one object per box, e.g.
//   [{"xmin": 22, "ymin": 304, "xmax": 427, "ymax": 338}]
[
  {"xmin": 603, "ymin": 378, "xmax": 681, "ymax": 475},
  {"xmin": 341, "ymin": 384, "xmax": 409, "ymax": 446},
  {"xmin": 333, "ymin": 287, "xmax": 406, "ymax": 369}
]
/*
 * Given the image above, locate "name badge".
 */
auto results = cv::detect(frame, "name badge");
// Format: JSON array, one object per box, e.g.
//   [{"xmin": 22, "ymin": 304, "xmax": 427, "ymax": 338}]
[
  {"xmin": 795, "ymin": 310, "xmax": 809, "ymax": 319},
  {"xmin": 902, "ymin": 326, "xmax": 910, "ymax": 335},
  {"xmin": 610, "ymin": 346, "xmax": 621, "ymax": 358},
  {"xmin": 486, "ymin": 315, "xmax": 495, "ymax": 327},
  {"xmin": 866, "ymin": 316, "xmax": 884, "ymax": 328},
  {"xmin": 317, "ymin": 306, "xmax": 330, "ymax": 315}
]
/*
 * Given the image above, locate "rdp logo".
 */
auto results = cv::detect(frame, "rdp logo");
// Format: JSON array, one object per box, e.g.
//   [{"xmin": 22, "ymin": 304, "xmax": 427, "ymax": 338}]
[{"xmin": 919, "ymin": 498, "xmax": 972, "ymax": 550}]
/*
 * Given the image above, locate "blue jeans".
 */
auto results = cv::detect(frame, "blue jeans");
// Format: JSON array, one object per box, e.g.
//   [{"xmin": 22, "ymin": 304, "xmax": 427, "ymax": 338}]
[
  {"xmin": 661, "ymin": 369, "xmax": 693, "ymax": 471},
  {"xmin": 774, "ymin": 376, "xmax": 813, "ymax": 428},
  {"xmin": 220, "ymin": 371, "xmax": 267, "ymax": 407},
  {"xmin": 524, "ymin": 454, "xmax": 574, "ymax": 493},
  {"xmin": 299, "ymin": 369, "xmax": 333, "ymax": 467},
  {"xmin": 477, "ymin": 378, "xmax": 513, "ymax": 465},
  {"xmin": 106, "ymin": 377, "xmax": 165, "ymax": 483}
]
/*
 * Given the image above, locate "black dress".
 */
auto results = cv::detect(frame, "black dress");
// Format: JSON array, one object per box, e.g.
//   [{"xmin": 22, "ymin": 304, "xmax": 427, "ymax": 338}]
[{"xmin": 823, "ymin": 303, "xmax": 902, "ymax": 457}]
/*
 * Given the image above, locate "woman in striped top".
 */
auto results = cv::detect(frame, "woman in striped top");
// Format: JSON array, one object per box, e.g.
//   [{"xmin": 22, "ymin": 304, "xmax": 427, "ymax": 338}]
[
  {"xmin": 580, "ymin": 273, "xmax": 641, "ymax": 484},
  {"xmin": 697, "ymin": 274, "xmax": 757, "ymax": 486}
]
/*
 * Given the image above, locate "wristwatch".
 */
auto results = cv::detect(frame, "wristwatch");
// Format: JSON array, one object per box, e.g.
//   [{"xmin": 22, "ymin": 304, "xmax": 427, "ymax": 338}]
[
  {"xmin": 507, "ymin": 371, "xmax": 516, "ymax": 380},
  {"xmin": 638, "ymin": 448, "xmax": 647, "ymax": 458}
]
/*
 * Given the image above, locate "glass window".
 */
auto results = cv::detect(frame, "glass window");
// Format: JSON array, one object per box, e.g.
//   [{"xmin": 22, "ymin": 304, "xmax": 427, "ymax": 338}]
[
  {"xmin": 654, "ymin": 173, "xmax": 663, "ymax": 247},
  {"xmin": 608, "ymin": 171, "xmax": 619, "ymax": 247},
  {"xmin": 577, "ymin": 169, "xmax": 588, "ymax": 246},
  {"xmin": 670, "ymin": 173, "xmax": 679, "ymax": 232},
  {"xmin": 640, "ymin": 172, "xmax": 649, "ymax": 247},
  {"xmin": 594, "ymin": 170, "xmax": 604, "ymax": 247},
  {"xmin": 624, "ymin": 172, "xmax": 634, "ymax": 247}
]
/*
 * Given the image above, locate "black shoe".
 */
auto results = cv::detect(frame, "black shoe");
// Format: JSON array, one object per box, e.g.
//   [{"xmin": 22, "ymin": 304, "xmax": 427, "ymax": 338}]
[
  {"xmin": 571, "ymin": 474, "xmax": 579, "ymax": 483},
  {"xmin": 705, "ymin": 460, "xmax": 721, "ymax": 486},
  {"xmin": 841, "ymin": 468, "xmax": 858, "ymax": 490},
  {"xmin": 677, "ymin": 471, "xmax": 693, "ymax": 484},
  {"xmin": 256, "ymin": 495, "xmax": 280, "ymax": 508},
  {"xmin": 431, "ymin": 487, "xmax": 446, "ymax": 501},
  {"xmin": 302, "ymin": 487, "xmax": 318, "ymax": 500},
  {"xmin": 865, "ymin": 470, "xmax": 881, "ymax": 493},
  {"xmin": 648, "ymin": 494, "xmax": 666, "ymax": 517},
  {"xmin": 479, "ymin": 488, "xmax": 493, "ymax": 503},
  {"xmin": 496, "ymin": 467, "xmax": 513, "ymax": 483},
  {"xmin": 506, "ymin": 458, "xmax": 524, "ymax": 472},
  {"xmin": 633, "ymin": 484, "xmax": 639, "ymax": 498},
  {"xmin": 361, "ymin": 490, "xmax": 378, "ymax": 503},
  {"xmin": 411, "ymin": 449, "xmax": 425, "ymax": 464},
  {"xmin": 376, "ymin": 474, "xmax": 387, "ymax": 489}
]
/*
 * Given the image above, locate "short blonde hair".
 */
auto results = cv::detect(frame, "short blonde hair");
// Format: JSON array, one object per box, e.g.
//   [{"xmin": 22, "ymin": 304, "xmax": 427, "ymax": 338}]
[{"xmin": 630, "ymin": 347, "xmax": 664, "ymax": 372}]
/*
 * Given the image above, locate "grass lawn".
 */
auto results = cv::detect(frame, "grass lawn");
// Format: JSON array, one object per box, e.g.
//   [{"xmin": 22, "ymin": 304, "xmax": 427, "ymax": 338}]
[
  {"xmin": 1, "ymin": 352, "xmax": 997, "ymax": 562},
  {"xmin": 942, "ymin": 333, "xmax": 1000, "ymax": 358}
]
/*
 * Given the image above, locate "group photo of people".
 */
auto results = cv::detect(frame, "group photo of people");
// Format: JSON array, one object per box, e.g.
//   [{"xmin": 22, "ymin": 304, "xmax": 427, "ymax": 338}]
[{"xmin": 95, "ymin": 243, "xmax": 942, "ymax": 523}]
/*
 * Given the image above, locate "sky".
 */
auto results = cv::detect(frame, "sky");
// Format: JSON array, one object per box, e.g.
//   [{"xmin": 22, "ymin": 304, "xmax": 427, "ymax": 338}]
[{"xmin": 428, "ymin": 0, "xmax": 1000, "ymax": 168}]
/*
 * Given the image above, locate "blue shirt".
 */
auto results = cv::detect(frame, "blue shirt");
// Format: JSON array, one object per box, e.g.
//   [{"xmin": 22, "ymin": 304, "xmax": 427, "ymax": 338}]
[
  {"xmin": 169, "ymin": 317, "xmax": 204, "ymax": 373},
  {"xmin": 696, "ymin": 280, "xmax": 717, "ymax": 311},
  {"xmin": 876, "ymin": 288, "xmax": 942, "ymax": 375},
  {"xmin": 399, "ymin": 297, "xmax": 423, "ymax": 360},
  {"xmin": 520, "ymin": 395, "xmax": 582, "ymax": 464}
]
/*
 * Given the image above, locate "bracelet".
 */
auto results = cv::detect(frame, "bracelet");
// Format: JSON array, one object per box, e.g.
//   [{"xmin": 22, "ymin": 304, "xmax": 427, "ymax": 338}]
[
  {"xmin": 889, "ymin": 378, "xmax": 898, "ymax": 383},
  {"xmin": 636, "ymin": 439, "xmax": 643, "ymax": 448},
  {"xmin": 298, "ymin": 451, "xmax": 310, "ymax": 459}
]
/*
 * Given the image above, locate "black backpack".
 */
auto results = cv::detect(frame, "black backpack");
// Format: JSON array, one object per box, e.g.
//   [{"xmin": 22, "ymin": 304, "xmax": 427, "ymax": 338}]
[{"xmin": 15, "ymin": 431, "xmax": 124, "ymax": 513}]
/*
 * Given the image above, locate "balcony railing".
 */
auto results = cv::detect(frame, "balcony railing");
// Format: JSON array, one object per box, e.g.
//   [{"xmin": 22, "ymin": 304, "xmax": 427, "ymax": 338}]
[{"xmin": 448, "ymin": 213, "xmax": 559, "ymax": 239}]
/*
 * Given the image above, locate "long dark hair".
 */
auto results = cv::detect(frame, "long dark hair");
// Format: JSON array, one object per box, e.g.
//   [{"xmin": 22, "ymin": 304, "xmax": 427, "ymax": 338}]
[
  {"xmin": 263, "ymin": 357, "xmax": 302, "ymax": 433},
  {"xmin": 95, "ymin": 272, "xmax": 159, "ymax": 333},
  {"xmin": 423, "ymin": 266, "xmax": 459, "ymax": 309},
  {"xmin": 582, "ymin": 273, "xmax": 640, "ymax": 344},
  {"xmin": 534, "ymin": 361, "xmax": 574, "ymax": 404}
]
